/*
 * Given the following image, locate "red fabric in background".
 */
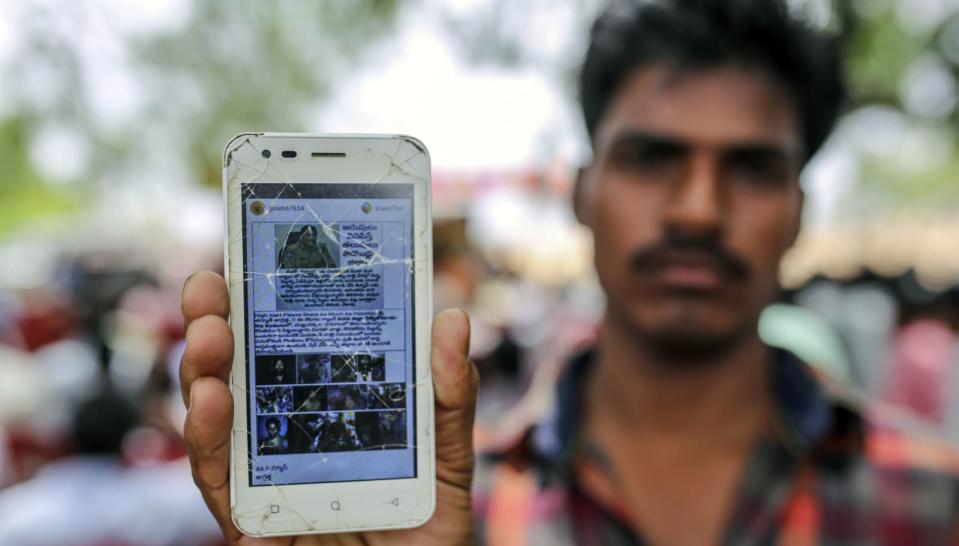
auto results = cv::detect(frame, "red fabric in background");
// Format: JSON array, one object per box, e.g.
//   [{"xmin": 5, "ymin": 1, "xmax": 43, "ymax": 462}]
[
  {"xmin": 15, "ymin": 300, "xmax": 75, "ymax": 352},
  {"xmin": 882, "ymin": 319, "xmax": 957, "ymax": 424}
]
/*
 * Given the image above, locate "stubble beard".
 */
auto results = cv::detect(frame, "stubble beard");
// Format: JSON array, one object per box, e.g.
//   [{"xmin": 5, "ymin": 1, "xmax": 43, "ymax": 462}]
[{"xmin": 612, "ymin": 303, "xmax": 757, "ymax": 368}]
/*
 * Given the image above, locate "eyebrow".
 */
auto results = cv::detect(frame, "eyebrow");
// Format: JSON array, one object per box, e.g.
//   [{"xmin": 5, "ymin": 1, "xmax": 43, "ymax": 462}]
[{"xmin": 607, "ymin": 130, "xmax": 801, "ymax": 162}]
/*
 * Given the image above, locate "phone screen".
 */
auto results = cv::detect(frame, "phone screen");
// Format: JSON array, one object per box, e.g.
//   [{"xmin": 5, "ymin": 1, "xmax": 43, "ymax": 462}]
[{"xmin": 241, "ymin": 182, "xmax": 417, "ymax": 486}]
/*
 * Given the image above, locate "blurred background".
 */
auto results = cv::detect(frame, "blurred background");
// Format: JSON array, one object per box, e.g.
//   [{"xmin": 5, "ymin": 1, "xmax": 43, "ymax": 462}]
[{"xmin": 0, "ymin": 0, "xmax": 958, "ymax": 544}]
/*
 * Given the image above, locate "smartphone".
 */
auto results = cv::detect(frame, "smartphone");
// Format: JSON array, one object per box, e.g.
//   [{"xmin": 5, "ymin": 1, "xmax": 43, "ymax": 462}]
[{"xmin": 222, "ymin": 133, "xmax": 434, "ymax": 536}]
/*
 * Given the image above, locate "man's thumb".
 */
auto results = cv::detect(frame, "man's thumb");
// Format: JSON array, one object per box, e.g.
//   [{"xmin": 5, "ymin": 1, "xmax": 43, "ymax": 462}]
[{"xmin": 430, "ymin": 309, "xmax": 479, "ymax": 489}]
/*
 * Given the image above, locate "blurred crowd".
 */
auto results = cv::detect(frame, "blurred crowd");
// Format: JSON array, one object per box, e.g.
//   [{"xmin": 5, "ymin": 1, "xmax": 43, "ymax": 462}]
[
  {"xmin": 0, "ymin": 164, "xmax": 958, "ymax": 544},
  {"xmin": 0, "ymin": 247, "xmax": 224, "ymax": 545}
]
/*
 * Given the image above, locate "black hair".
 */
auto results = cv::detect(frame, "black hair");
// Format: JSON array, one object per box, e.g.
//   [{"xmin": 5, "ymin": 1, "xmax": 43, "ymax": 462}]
[
  {"xmin": 71, "ymin": 390, "xmax": 140, "ymax": 455},
  {"xmin": 298, "ymin": 225, "xmax": 318, "ymax": 237},
  {"xmin": 266, "ymin": 416, "xmax": 281, "ymax": 429},
  {"xmin": 579, "ymin": 0, "xmax": 845, "ymax": 161}
]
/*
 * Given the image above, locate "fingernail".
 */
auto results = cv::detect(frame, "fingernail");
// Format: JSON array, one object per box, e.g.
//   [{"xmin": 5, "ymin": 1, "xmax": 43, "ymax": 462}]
[
  {"xmin": 189, "ymin": 385, "xmax": 196, "ymax": 410},
  {"xmin": 181, "ymin": 273, "xmax": 197, "ymax": 319}
]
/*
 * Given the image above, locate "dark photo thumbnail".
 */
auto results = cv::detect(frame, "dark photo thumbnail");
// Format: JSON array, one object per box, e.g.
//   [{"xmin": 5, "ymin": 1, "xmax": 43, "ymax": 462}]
[
  {"xmin": 368, "ymin": 383, "xmax": 406, "ymax": 410},
  {"xmin": 327, "ymin": 385, "xmax": 368, "ymax": 411},
  {"xmin": 292, "ymin": 386, "xmax": 327, "ymax": 412},
  {"xmin": 288, "ymin": 413, "xmax": 326, "ymax": 453},
  {"xmin": 255, "ymin": 355, "xmax": 295, "ymax": 385},
  {"xmin": 289, "ymin": 412, "xmax": 361, "ymax": 453},
  {"xmin": 257, "ymin": 415, "xmax": 290, "ymax": 455},
  {"xmin": 276, "ymin": 224, "xmax": 340, "ymax": 270},
  {"xmin": 356, "ymin": 410, "xmax": 407, "ymax": 450},
  {"xmin": 355, "ymin": 353, "xmax": 386, "ymax": 382},
  {"xmin": 255, "ymin": 386, "xmax": 293, "ymax": 414},
  {"xmin": 330, "ymin": 354, "xmax": 356, "ymax": 383},
  {"xmin": 329, "ymin": 353, "xmax": 386, "ymax": 383},
  {"xmin": 297, "ymin": 353, "xmax": 332, "ymax": 384}
]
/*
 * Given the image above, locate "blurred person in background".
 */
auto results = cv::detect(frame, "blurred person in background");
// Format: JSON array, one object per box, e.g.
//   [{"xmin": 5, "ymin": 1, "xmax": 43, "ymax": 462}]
[
  {"xmin": 0, "ymin": 389, "xmax": 220, "ymax": 546},
  {"xmin": 882, "ymin": 280, "xmax": 959, "ymax": 426},
  {"xmin": 1, "ymin": 260, "xmax": 187, "ymax": 485},
  {"xmin": 178, "ymin": 1, "xmax": 959, "ymax": 545}
]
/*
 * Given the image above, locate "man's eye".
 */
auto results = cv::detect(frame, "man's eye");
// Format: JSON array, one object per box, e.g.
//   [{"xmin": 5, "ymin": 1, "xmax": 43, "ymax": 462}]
[
  {"xmin": 729, "ymin": 158, "xmax": 788, "ymax": 187},
  {"xmin": 609, "ymin": 144, "xmax": 683, "ymax": 173}
]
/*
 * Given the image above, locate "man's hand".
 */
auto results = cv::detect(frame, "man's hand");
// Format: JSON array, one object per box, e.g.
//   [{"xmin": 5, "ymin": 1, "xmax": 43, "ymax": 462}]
[{"xmin": 180, "ymin": 271, "xmax": 479, "ymax": 545}]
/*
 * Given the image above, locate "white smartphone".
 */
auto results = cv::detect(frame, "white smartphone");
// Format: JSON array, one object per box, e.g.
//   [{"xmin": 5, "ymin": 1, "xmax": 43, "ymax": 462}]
[{"xmin": 222, "ymin": 133, "xmax": 434, "ymax": 537}]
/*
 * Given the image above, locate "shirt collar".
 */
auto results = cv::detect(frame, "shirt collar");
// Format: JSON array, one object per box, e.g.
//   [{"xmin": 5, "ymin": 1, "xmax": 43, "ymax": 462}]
[{"xmin": 526, "ymin": 346, "xmax": 859, "ymax": 472}]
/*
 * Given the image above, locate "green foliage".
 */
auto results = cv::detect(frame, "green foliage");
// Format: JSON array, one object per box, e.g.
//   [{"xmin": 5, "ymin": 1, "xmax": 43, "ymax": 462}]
[
  {"xmin": 0, "ymin": 117, "xmax": 79, "ymax": 236},
  {"xmin": 844, "ymin": 7, "xmax": 929, "ymax": 104},
  {"xmin": 127, "ymin": 0, "xmax": 401, "ymax": 186},
  {"xmin": 0, "ymin": 0, "xmax": 403, "ymax": 216},
  {"xmin": 837, "ymin": 3, "xmax": 959, "ymax": 213}
]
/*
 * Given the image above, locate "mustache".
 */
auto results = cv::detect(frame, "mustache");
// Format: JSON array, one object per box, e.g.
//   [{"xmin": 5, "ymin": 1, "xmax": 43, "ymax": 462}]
[{"xmin": 630, "ymin": 234, "xmax": 750, "ymax": 281}]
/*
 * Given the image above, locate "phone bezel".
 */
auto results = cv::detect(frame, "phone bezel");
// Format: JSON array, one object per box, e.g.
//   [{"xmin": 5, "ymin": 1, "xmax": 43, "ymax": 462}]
[{"xmin": 223, "ymin": 133, "xmax": 435, "ymax": 536}]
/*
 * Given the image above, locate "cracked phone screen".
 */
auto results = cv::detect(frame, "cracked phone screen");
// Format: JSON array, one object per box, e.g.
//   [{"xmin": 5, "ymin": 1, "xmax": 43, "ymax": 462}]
[{"xmin": 226, "ymin": 136, "xmax": 426, "ymax": 495}]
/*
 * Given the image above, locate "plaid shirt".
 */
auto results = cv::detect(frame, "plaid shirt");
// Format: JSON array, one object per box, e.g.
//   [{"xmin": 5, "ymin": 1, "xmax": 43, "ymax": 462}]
[{"xmin": 473, "ymin": 349, "xmax": 959, "ymax": 545}]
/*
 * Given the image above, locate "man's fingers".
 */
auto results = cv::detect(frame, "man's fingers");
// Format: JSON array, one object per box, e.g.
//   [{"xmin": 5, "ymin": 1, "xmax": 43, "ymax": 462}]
[
  {"xmin": 180, "ymin": 271, "xmax": 234, "ymax": 406},
  {"xmin": 182, "ymin": 271, "xmax": 230, "ymax": 327},
  {"xmin": 180, "ymin": 315, "xmax": 234, "ymax": 407},
  {"xmin": 185, "ymin": 376, "xmax": 243, "ymax": 543},
  {"xmin": 180, "ymin": 271, "xmax": 239, "ymax": 540},
  {"xmin": 431, "ymin": 309, "xmax": 479, "ymax": 490}
]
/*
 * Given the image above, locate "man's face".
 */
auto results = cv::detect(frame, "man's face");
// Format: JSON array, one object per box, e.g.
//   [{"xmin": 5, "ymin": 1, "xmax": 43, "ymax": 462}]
[
  {"xmin": 302, "ymin": 228, "xmax": 316, "ymax": 247},
  {"xmin": 273, "ymin": 360, "xmax": 285, "ymax": 375},
  {"xmin": 579, "ymin": 65, "xmax": 803, "ymax": 358},
  {"xmin": 266, "ymin": 421, "xmax": 279, "ymax": 438}
]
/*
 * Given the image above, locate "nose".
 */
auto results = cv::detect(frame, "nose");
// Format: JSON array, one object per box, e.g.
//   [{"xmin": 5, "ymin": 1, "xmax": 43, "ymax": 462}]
[{"xmin": 662, "ymin": 154, "xmax": 724, "ymax": 238}]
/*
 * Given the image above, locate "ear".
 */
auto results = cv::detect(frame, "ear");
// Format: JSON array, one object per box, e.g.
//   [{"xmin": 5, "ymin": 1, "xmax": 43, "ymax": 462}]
[{"xmin": 573, "ymin": 164, "xmax": 593, "ymax": 228}]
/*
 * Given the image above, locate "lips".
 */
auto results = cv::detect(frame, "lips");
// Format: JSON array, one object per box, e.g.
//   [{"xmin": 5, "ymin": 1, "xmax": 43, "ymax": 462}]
[
  {"xmin": 660, "ymin": 263, "xmax": 724, "ymax": 289},
  {"xmin": 643, "ymin": 251, "xmax": 737, "ymax": 290}
]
